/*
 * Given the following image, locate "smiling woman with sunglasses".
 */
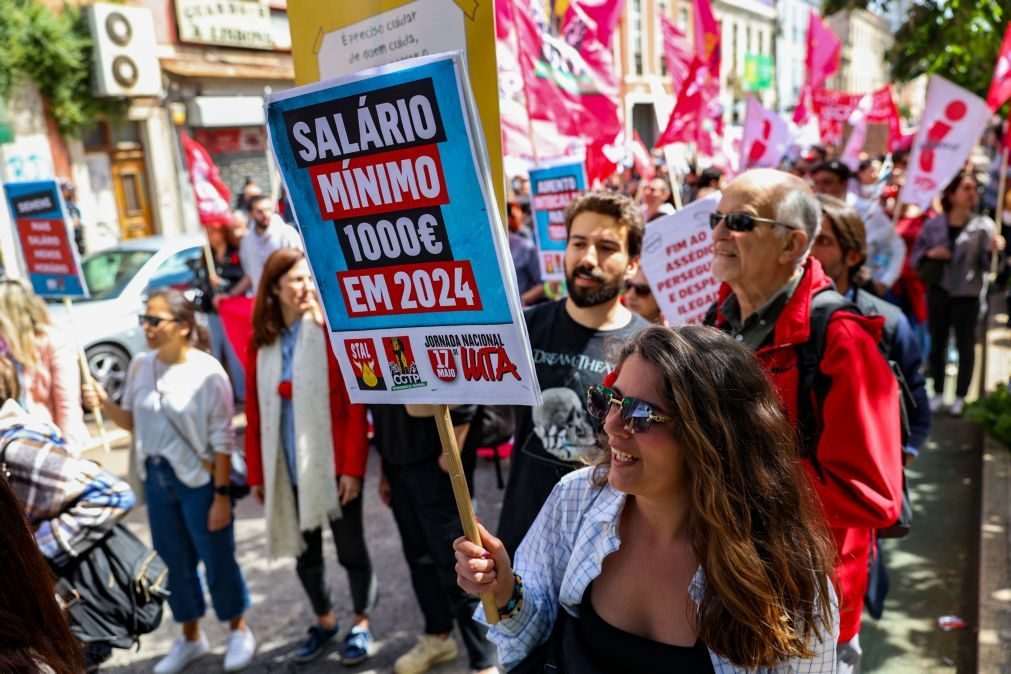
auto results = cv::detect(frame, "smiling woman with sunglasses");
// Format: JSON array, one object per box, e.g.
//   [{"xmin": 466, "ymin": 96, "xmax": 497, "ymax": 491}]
[
  {"xmin": 84, "ymin": 289, "xmax": 256, "ymax": 673},
  {"xmin": 455, "ymin": 326, "xmax": 838, "ymax": 673}
]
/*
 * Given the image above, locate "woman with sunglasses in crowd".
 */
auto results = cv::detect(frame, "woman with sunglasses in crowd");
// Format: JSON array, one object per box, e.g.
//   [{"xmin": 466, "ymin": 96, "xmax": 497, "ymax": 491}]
[
  {"xmin": 84, "ymin": 289, "xmax": 256, "ymax": 674},
  {"xmin": 455, "ymin": 325, "xmax": 838, "ymax": 672},
  {"xmin": 0, "ymin": 278, "xmax": 90, "ymax": 453},
  {"xmin": 621, "ymin": 268, "xmax": 663, "ymax": 324},
  {"xmin": 245, "ymin": 248, "xmax": 376, "ymax": 664}
]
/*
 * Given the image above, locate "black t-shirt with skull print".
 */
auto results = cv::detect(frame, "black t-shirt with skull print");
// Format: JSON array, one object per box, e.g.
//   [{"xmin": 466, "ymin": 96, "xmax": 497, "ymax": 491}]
[{"xmin": 497, "ymin": 299, "xmax": 648, "ymax": 556}]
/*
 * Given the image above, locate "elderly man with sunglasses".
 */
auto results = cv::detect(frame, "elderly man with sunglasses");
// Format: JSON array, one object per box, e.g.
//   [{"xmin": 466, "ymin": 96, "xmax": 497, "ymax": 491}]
[{"xmin": 703, "ymin": 169, "xmax": 903, "ymax": 674}]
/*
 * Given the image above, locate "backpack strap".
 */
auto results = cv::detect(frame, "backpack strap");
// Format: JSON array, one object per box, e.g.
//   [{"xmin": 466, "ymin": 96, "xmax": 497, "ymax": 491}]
[{"xmin": 795, "ymin": 290, "xmax": 862, "ymax": 463}]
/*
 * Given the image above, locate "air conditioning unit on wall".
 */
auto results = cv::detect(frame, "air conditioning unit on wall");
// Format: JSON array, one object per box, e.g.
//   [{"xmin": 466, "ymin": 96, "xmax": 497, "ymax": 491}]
[{"xmin": 87, "ymin": 3, "xmax": 162, "ymax": 98}]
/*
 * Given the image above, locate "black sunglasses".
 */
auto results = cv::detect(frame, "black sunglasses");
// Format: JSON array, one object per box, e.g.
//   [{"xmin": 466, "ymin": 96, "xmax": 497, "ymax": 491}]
[
  {"xmin": 624, "ymin": 280, "xmax": 652, "ymax": 297},
  {"xmin": 586, "ymin": 384, "xmax": 670, "ymax": 435},
  {"xmin": 709, "ymin": 211, "xmax": 799, "ymax": 232},
  {"xmin": 138, "ymin": 314, "xmax": 178, "ymax": 328}
]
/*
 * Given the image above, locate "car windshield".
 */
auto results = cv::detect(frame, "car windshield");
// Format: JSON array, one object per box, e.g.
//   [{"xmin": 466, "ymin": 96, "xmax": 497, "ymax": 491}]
[{"xmin": 80, "ymin": 249, "xmax": 156, "ymax": 300}]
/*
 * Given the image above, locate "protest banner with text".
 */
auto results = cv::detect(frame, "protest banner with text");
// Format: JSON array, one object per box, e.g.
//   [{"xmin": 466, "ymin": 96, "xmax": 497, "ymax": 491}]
[
  {"xmin": 2, "ymin": 179, "xmax": 87, "ymax": 298},
  {"xmin": 266, "ymin": 52, "xmax": 540, "ymax": 406},
  {"xmin": 529, "ymin": 161, "xmax": 586, "ymax": 282},
  {"xmin": 639, "ymin": 194, "xmax": 720, "ymax": 325}
]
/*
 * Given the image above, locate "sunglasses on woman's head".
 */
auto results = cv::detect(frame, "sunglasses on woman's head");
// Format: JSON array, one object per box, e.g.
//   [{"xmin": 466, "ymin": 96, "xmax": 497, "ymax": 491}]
[
  {"xmin": 623, "ymin": 280, "xmax": 652, "ymax": 297},
  {"xmin": 586, "ymin": 384, "xmax": 670, "ymax": 435},
  {"xmin": 138, "ymin": 314, "xmax": 177, "ymax": 328},
  {"xmin": 709, "ymin": 211, "xmax": 799, "ymax": 232}
]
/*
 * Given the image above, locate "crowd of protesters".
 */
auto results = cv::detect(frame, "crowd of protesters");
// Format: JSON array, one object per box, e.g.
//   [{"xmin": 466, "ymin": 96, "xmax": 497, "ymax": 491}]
[{"xmin": 0, "ymin": 131, "xmax": 1005, "ymax": 674}]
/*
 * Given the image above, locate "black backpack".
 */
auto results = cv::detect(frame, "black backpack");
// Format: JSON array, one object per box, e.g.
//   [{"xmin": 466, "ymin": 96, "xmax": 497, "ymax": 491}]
[
  {"xmin": 795, "ymin": 289, "xmax": 913, "ymax": 539},
  {"xmin": 54, "ymin": 523, "xmax": 169, "ymax": 649}
]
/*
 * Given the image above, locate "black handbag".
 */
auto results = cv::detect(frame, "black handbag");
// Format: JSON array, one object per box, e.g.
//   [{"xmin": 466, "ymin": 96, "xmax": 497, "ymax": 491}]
[
  {"xmin": 53, "ymin": 524, "xmax": 169, "ymax": 648},
  {"xmin": 916, "ymin": 258, "xmax": 947, "ymax": 286}
]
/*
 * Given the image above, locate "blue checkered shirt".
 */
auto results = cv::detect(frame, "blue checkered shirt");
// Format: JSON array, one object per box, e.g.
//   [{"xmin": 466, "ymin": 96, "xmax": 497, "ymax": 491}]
[{"xmin": 480, "ymin": 467, "xmax": 839, "ymax": 672}]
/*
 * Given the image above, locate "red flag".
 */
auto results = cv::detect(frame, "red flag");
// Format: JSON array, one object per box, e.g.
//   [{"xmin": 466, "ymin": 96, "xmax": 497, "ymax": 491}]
[
  {"xmin": 655, "ymin": 58, "xmax": 709, "ymax": 148},
  {"xmin": 693, "ymin": 0, "xmax": 721, "ymax": 78},
  {"xmin": 806, "ymin": 11, "xmax": 841, "ymax": 90},
  {"xmin": 507, "ymin": 0, "xmax": 622, "ymax": 182},
  {"xmin": 659, "ymin": 15, "xmax": 692, "ymax": 94},
  {"xmin": 987, "ymin": 22, "xmax": 1011, "ymax": 110},
  {"xmin": 811, "ymin": 85, "xmax": 901, "ymax": 149},
  {"xmin": 180, "ymin": 133, "xmax": 232, "ymax": 228},
  {"xmin": 562, "ymin": 0, "xmax": 624, "ymax": 50},
  {"xmin": 218, "ymin": 296, "xmax": 254, "ymax": 375}
]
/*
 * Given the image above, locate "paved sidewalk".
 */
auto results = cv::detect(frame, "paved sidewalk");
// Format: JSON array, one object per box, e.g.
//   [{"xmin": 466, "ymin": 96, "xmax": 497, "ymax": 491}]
[{"xmin": 88, "ymin": 429, "xmax": 503, "ymax": 674}]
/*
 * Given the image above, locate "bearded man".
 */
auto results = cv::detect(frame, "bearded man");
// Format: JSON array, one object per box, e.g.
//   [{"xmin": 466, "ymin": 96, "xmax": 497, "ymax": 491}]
[{"xmin": 497, "ymin": 192, "xmax": 649, "ymax": 555}]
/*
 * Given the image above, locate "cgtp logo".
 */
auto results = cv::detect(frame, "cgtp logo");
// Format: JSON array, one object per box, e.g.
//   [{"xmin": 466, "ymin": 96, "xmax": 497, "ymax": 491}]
[
  {"xmin": 919, "ymin": 100, "xmax": 967, "ymax": 173},
  {"xmin": 382, "ymin": 336, "xmax": 426, "ymax": 391}
]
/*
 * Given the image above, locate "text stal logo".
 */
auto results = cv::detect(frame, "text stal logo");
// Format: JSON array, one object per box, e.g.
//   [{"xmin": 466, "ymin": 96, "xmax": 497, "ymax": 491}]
[
  {"xmin": 344, "ymin": 338, "xmax": 387, "ymax": 390},
  {"xmin": 382, "ymin": 336, "xmax": 427, "ymax": 390}
]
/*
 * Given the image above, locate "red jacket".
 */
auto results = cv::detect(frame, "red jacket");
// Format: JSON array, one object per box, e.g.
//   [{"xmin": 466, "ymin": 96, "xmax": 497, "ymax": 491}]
[
  {"xmin": 711, "ymin": 258, "xmax": 903, "ymax": 643},
  {"xmin": 245, "ymin": 334, "xmax": 369, "ymax": 486}
]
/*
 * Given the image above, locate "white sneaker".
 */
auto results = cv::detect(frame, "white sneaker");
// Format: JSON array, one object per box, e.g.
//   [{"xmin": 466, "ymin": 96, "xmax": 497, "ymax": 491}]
[
  {"xmin": 929, "ymin": 394, "xmax": 945, "ymax": 413},
  {"xmin": 224, "ymin": 626, "xmax": 257, "ymax": 672},
  {"xmin": 153, "ymin": 633, "xmax": 209, "ymax": 674},
  {"xmin": 949, "ymin": 397, "xmax": 966, "ymax": 417}
]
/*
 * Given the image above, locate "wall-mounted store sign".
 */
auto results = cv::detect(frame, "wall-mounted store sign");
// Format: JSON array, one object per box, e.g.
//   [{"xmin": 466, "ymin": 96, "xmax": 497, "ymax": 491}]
[{"xmin": 175, "ymin": 0, "xmax": 274, "ymax": 50}]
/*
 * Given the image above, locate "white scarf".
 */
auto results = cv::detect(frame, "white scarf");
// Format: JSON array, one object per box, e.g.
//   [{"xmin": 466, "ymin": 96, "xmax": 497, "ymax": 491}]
[{"xmin": 256, "ymin": 313, "xmax": 341, "ymax": 559}]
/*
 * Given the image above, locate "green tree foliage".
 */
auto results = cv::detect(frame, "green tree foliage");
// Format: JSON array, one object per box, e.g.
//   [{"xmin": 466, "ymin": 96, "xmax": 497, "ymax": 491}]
[
  {"xmin": 0, "ymin": 1, "xmax": 126, "ymax": 137},
  {"xmin": 822, "ymin": 0, "xmax": 1009, "ymax": 100}
]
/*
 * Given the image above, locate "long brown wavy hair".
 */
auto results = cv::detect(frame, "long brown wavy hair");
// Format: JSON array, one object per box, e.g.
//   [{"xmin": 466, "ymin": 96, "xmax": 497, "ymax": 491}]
[
  {"xmin": 251, "ymin": 248, "xmax": 305, "ymax": 349},
  {"xmin": 593, "ymin": 325, "xmax": 836, "ymax": 667}
]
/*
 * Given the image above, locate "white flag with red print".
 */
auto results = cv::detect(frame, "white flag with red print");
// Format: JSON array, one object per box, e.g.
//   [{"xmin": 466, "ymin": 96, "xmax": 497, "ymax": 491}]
[
  {"xmin": 899, "ymin": 76, "xmax": 991, "ymax": 210},
  {"xmin": 840, "ymin": 92, "xmax": 874, "ymax": 171},
  {"xmin": 739, "ymin": 96, "xmax": 790, "ymax": 172}
]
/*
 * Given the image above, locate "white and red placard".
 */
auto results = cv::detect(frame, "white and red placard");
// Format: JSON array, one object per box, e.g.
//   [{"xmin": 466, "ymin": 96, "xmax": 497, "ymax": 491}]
[
  {"xmin": 739, "ymin": 95, "xmax": 790, "ymax": 172},
  {"xmin": 639, "ymin": 193, "xmax": 721, "ymax": 325},
  {"xmin": 266, "ymin": 52, "xmax": 540, "ymax": 405},
  {"xmin": 899, "ymin": 76, "xmax": 991, "ymax": 211},
  {"xmin": 840, "ymin": 92, "xmax": 874, "ymax": 171},
  {"xmin": 2, "ymin": 179, "xmax": 88, "ymax": 298}
]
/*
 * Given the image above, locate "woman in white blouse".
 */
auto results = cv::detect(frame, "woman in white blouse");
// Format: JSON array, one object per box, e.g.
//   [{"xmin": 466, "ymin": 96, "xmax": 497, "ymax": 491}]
[
  {"xmin": 456, "ymin": 325, "xmax": 839, "ymax": 673},
  {"xmin": 86, "ymin": 289, "xmax": 255, "ymax": 674}
]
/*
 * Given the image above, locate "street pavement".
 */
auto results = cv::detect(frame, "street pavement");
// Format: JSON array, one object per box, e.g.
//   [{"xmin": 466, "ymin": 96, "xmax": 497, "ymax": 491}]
[{"xmin": 94, "ymin": 428, "xmax": 504, "ymax": 674}]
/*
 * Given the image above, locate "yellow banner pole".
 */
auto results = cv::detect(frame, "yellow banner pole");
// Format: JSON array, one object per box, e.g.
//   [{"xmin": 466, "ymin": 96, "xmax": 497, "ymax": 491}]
[{"xmin": 63, "ymin": 297, "xmax": 110, "ymax": 453}]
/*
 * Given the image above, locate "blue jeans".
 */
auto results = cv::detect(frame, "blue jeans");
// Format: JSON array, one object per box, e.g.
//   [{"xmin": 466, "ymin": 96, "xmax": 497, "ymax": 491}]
[{"xmin": 144, "ymin": 457, "xmax": 250, "ymax": 624}]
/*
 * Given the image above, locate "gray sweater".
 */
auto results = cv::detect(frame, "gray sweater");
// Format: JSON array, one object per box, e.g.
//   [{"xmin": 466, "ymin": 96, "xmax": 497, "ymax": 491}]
[{"xmin": 909, "ymin": 213, "xmax": 995, "ymax": 298}]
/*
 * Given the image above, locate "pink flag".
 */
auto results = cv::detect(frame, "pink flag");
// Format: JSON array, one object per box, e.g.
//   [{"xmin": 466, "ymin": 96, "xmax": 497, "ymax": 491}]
[
  {"xmin": 899, "ymin": 76, "xmax": 991, "ymax": 210},
  {"xmin": 180, "ymin": 133, "xmax": 232, "ymax": 228},
  {"xmin": 656, "ymin": 58, "xmax": 708, "ymax": 148},
  {"xmin": 505, "ymin": 0, "xmax": 622, "ymax": 183},
  {"xmin": 660, "ymin": 14, "xmax": 692, "ymax": 94},
  {"xmin": 806, "ymin": 11, "xmax": 841, "ymax": 90},
  {"xmin": 793, "ymin": 11, "xmax": 841, "ymax": 125},
  {"xmin": 693, "ymin": 0, "xmax": 721, "ymax": 77},
  {"xmin": 812, "ymin": 85, "xmax": 902, "ymax": 150},
  {"xmin": 739, "ymin": 96, "xmax": 790, "ymax": 172},
  {"xmin": 987, "ymin": 22, "xmax": 1011, "ymax": 110}
]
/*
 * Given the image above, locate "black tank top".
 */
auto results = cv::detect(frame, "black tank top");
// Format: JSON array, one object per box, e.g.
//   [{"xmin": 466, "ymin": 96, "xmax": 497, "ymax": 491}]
[{"xmin": 573, "ymin": 582, "xmax": 716, "ymax": 673}]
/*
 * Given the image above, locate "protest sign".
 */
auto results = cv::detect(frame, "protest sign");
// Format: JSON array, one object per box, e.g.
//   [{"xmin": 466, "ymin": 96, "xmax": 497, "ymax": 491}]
[
  {"xmin": 2, "ymin": 179, "xmax": 87, "ymax": 298},
  {"xmin": 266, "ymin": 52, "xmax": 540, "ymax": 407},
  {"xmin": 639, "ymin": 193, "xmax": 720, "ymax": 325},
  {"xmin": 529, "ymin": 161, "xmax": 586, "ymax": 282},
  {"xmin": 813, "ymin": 85, "xmax": 900, "ymax": 149},
  {"xmin": 739, "ymin": 95, "xmax": 789, "ymax": 172},
  {"xmin": 286, "ymin": 0, "xmax": 505, "ymax": 218},
  {"xmin": 899, "ymin": 76, "xmax": 990, "ymax": 211}
]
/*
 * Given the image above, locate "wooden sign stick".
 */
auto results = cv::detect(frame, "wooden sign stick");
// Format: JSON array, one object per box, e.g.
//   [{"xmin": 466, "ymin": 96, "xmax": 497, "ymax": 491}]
[
  {"xmin": 63, "ymin": 297, "xmax": 111, "ymax": 453},
  {"xmin": 433, "ymin": 403, "xmax": 500, "ymax": 624},
  {"xmin": 992, "ymin": 144, "xmax": 1008, "ymax": 278}
]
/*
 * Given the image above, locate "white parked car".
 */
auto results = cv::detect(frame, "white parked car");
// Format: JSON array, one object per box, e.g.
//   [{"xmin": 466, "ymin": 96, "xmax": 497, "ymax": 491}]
[{"xmin": 48, "ymin": 234, "xmax": 213, "ymax": 402}]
